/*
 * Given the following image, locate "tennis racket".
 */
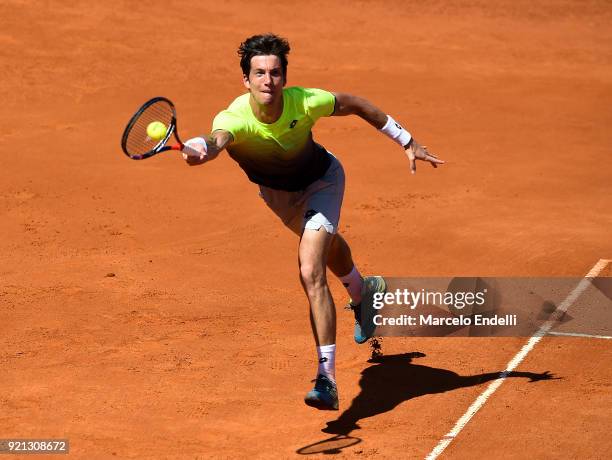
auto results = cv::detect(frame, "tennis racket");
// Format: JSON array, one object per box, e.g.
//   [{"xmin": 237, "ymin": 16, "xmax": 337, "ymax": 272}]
[{"xmin": 121, "ymin": 96, "xmax": 200, "ymax": 160}]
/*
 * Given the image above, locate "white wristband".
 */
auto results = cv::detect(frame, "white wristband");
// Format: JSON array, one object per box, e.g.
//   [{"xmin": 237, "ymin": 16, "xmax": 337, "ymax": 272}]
[
  {"xmin": 380, "ymin": 115, "xmax": 412, "ymax": 148},
  {"xmin": 184, "ymin": 136, "xmax": 208, "ymax": 152},
  {"xmin": 183, "ymin": 136, "xmax": 208, "ymax": 159}
]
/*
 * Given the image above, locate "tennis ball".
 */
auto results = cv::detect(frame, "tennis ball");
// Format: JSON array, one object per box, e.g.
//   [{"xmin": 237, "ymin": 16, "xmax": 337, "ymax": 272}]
[{"xmin": 146, "ymin": 121, "xmax": 167, "ymax": 141}]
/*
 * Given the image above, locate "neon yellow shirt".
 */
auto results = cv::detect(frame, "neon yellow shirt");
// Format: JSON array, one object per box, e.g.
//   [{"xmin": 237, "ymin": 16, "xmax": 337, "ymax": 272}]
[{"xmin": 212, "ymin": 87, "xmax": 336, "ymax": 191}]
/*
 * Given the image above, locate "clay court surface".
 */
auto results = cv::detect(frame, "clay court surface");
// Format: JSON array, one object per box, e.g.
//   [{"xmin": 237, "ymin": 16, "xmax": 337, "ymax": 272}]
[{"xmin": 1, "ymin": 0, "xmax": 611, "ymax": 458}]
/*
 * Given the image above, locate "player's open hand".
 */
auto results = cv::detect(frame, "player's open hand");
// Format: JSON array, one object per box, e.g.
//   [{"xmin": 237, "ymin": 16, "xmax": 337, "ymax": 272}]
[{"xmin": 405, "ymin": 140, "xmax": 444, "ymax": 174}]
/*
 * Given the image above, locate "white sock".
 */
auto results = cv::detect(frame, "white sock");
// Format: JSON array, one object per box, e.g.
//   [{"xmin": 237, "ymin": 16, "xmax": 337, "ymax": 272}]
[
  {"xmin": 317, "ymin": 344, "xmax": 336, "ymax": 382},
  {"xmin": 339, "ymin": 266, "xmax": 363, "ymax": 306}
]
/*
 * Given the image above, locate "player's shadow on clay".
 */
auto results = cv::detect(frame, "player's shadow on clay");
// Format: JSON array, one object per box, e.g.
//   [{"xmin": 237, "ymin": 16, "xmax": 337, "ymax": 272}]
[{"xmin": 321, "ymin": 352, "xmax": 558, "ymax": 437}]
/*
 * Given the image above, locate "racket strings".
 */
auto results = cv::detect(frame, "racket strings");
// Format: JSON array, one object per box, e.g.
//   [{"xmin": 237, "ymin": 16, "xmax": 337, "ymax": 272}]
[{"xmin": 124, "ymin": 100, "xmax": 175, "ymax": 157}]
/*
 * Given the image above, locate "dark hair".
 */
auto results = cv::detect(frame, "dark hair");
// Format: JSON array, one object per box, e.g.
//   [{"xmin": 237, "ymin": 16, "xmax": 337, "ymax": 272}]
[{"xmin": 238, "ymin": 33, "xmax": 290, "ymax": 80}]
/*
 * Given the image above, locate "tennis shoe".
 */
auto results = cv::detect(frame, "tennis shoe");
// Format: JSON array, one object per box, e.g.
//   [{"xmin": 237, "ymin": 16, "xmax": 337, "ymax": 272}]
[
  {"xmin": 304, "ymin": 374, "xmax": 339, "ymax": 410},
  {"xmin": 350, "ymin": 276, "xmax": 386, "ymax": 344}
]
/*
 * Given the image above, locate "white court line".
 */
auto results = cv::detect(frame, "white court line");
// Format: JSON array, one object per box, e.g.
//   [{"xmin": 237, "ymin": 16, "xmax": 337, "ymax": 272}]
[
  {"xmin": 425, "ymin": 258, "xmax": 611, "ymax": 460},
  {"xmin": 547, "ymin": 331, "xmax": 612, "ymax": 340}
]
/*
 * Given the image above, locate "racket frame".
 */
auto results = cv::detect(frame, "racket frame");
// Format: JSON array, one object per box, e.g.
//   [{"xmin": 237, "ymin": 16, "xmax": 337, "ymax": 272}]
[{"xmin": 121, "ymin": 96, "xmax": 185, "ymax": 160}]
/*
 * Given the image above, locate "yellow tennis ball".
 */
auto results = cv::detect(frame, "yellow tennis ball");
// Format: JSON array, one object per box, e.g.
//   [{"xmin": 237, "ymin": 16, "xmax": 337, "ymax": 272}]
[{"xmin": 146, "ymin": 121, "xmax": 167, "ymax": 141}]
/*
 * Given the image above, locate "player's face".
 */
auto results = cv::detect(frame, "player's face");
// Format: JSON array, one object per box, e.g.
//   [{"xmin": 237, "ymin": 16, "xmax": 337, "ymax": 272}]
[{"xmin": 243, "ymin": 55, "xmax": 285, "ymax": 105}]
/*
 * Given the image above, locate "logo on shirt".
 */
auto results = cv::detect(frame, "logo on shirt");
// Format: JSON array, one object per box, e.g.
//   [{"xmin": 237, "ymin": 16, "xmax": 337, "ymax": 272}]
[
  {"xmin": 289, "ymin": 119, "xmax": 298, "ymax": 128},
  {"xmin": 319, "ymin": 357, "xmax": 328, "ymax": 363}
]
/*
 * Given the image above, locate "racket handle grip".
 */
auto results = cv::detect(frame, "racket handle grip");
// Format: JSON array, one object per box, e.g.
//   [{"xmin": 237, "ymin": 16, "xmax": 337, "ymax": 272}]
[{"xmin": 176, "ymin": 142, "xmax": 207, "ymax": 160}]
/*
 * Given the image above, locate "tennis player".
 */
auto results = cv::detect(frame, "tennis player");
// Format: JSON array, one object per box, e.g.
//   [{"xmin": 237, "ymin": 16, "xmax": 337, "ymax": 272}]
[{"xmin": 182, "ymin": 34, "xmax": 443, "ymax": 410}]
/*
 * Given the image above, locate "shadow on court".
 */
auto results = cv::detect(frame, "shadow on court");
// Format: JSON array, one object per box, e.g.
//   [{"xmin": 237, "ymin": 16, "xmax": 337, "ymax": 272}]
[{"xmin": 296, "ymin": 352, "xmax": 558, "ymax": 455}]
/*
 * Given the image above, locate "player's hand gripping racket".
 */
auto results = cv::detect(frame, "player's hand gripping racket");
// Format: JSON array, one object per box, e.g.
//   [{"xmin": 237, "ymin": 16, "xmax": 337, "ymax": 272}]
[{"xmin": 121, "ymin": 96, "xmax": 201, "ymax": 160}]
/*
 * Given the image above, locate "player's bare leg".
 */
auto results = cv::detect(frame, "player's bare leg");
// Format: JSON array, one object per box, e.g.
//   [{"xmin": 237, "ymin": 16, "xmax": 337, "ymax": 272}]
[
  {"xmin": 327, "ymin": 233, "xmax": 355, "ymax": 278},
  {"xmin": 299, "ymin": 227, "xmax": 339, "ymax": 410},
  {"xmin": 299, "ymin": 228, "xmax": 336, "ymax": 346},
  {"xmin": 328, "ymin": 233, "xmax": 364, "ymax": 306}
]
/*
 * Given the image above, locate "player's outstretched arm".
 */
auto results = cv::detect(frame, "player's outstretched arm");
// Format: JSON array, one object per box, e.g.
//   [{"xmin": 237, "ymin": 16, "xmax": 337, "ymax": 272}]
[
  {"xmin": 331, "ymin": 92, "xmax": 444, "ymax": 174},
  {"xmin": 182, "ymin": 130, "xmax": 234, "ymax": 166}
]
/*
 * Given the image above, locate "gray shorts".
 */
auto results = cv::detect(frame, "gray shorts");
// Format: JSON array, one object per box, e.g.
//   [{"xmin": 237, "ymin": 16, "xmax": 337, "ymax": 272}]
[{"xmin": 259, "ymin": 154, "xmax": 345, "ymax": 235}]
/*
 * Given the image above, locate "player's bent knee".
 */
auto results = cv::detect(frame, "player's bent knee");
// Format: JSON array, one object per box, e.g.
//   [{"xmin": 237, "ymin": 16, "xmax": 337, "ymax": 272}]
[{"xmin": 299, "ymin": 263, "xmax": 327, "ymax": 290}]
